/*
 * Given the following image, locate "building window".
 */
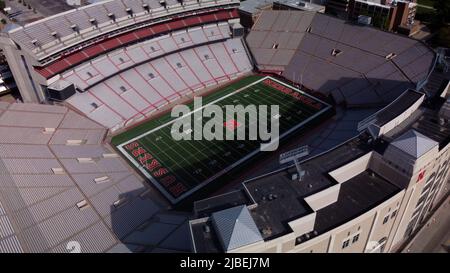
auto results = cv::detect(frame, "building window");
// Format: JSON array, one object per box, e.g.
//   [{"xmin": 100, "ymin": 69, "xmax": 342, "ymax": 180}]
[
  {"xmin": 383, "ymin": 215, "xmax": 389, "ymax": 225},
  {"xmin": 342, "ymin": 239, "xmax": 350, "ymax": 249},
  {"xmin": 391, "ymin": 210, "xmax": 397, "ymax": 219},
  {"xmin": 352, "ymin": 234, "xmax": 360, "ymax": 243}
]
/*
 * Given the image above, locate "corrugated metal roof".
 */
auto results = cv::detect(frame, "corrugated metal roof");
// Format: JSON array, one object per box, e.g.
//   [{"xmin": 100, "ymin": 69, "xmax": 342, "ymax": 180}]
[{"xmin": 212, "ymin": 205, "xmax": 263, "ymax": 251}]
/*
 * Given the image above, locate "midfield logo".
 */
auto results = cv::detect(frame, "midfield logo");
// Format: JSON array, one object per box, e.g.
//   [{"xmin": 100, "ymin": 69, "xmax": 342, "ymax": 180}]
[{"xmin": 170, "ymin": 97, "xmax": 280, "ymax": 151}]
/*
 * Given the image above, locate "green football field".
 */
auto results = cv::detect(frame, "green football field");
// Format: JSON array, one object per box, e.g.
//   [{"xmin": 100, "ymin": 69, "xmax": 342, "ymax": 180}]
[{"xmin": 113, "ymin": 75, "xmax": 332, "ymax": 203}]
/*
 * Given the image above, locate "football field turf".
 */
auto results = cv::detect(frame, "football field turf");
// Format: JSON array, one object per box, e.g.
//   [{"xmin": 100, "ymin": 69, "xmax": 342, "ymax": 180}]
[{"xmin": 113, "ymin": 75, "xmax": 332, "ymax": 203}]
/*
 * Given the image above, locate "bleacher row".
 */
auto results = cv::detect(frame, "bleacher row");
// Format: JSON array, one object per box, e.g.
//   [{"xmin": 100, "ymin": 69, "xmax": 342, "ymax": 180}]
[
  {"xmin": 9, "ymin": 0, "xmax": 239, "ymax": 59},
  {"xmin": 35, "ymin": 9, "xmax": 239, "ymax": 78},
  {"xmin": 59, "ymin": 22, "xmax": 232, "ymax": 89},
  {"xmin": 0, "ymin": 102, "xmax": 190, "ymax": 253},
  {"xmin": 66, "ymin": 37, "xmax": 253, "ymax": 130}
]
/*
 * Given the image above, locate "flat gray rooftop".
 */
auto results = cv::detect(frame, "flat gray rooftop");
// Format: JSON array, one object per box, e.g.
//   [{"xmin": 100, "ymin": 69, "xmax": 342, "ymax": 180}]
[{"xmin": 313, "ymin": 170, "xmax": 400, "ymax": 234}]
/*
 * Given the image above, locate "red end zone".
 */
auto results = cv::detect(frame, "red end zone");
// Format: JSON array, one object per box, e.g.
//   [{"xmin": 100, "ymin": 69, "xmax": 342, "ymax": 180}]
[{"xmin": 123, "ymin": 141, "xmax": 187, "ymax": 198}]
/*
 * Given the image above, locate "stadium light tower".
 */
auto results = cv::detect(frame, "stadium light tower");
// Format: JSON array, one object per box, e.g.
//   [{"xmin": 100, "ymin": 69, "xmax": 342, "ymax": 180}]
[{"xmin": 279, "ymin": 145, "xmax": 309, "ymax": 181}]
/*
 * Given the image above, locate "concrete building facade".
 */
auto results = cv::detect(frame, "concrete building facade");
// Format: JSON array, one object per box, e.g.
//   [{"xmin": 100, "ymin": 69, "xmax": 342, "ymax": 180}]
[{"xmin": 190, "ymin": 88, "xmax": 450, "ymax": 253}]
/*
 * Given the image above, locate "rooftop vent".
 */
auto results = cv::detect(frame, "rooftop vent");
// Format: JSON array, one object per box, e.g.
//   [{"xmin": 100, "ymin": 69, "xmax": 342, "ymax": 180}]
[
  {"xmin": 108, "ymin": 13, "xmax": 115, "ymax": 20},
  {"xmin": 125, "ymin": 7, "xmax": 133, "ymax": 15},
  {"xmin": 102, "ymin": 153, "xmax": 119, "ymax": 158},
  {"xmin": 77, "ymin": 157, "xmax": 95, "ymax": 163},
  {"xmin": 142, "ymin": 3, "xmax": 150, "ymax": 11},
  {"xmin": 272, "ymin": 43, "xmax": 279, "ymax": 49},
  {"xmin": 159, "ymin": 0, "xmax": 167, "ymax": 8},
  {"xmin": 385, "ymin": 53, "xmax": 397, "ymax": 60},
  {"xmin": 113, "ymin": 197, "xmax": 128, "ymax": 208},
  {"xmin": 262, "ymin": 227, "xmax": 272, "ymax": 236},
  {"xmin": 76, "ymin": 200, "xmax": 89, "ymax": 210},
  {"xmin": 66, "ymin": 139, "xmax": 87, "ymax": 145},
  {"xmin": 51, "ymin": 31, "xmax": 59, "ymax": 38},
  {"xmin": 52, "ymin": 168, "xmax": 65, "ymax": 175},
  {"xmin": 71, "ymin": 24, "xmax": 78, "ymax": 31},
  {"xmin": 331, "ymin": 49, "xmax": 342, "ymax": 57},
  {"xmin": 94, "ymin": 176, "xmax": 110, "ymax": 184},
  {"xmin": 31, "ymin": 39, "xmax": 39, "ymax": 46},
  {"xmin": 43, "ymin": 127, "xmax": 55, "ymax": 134},
  {"xmin": 89, "ymin": 18, "xmax": 97, "ymax": 25}
]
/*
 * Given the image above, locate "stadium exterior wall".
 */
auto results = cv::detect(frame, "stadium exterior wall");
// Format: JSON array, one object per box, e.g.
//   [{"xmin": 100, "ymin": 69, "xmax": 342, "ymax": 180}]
[
  {"xmin": 0, "ymin": 36, "xmax": 49, "ymax": 102},
  {"xmin": 198, "ymin": 138, "xmax": 450, "ymax": 253},
  {"xmin": 190, "ymin": 91, "xmax": 450, "ymax": 253}
]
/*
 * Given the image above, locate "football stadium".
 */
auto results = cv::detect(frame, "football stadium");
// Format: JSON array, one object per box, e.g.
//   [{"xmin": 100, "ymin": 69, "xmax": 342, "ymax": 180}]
[{"xmin": 0, "ymin": 0, "xmax": 448, "ymax": 254}]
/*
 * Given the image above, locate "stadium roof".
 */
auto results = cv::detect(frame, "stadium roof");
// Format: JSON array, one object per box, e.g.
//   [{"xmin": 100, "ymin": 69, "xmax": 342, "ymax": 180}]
[
  {"xmin": 211, "ymin": 205, "xmax": 263, "ymax": 251},
  {"xmin": 390, "ymin": 130, "xmax": 438, "ymax": 159},
  {"xmin": 0, "ymin": 102, "xmax": 190, "ymax": 253},
  {"xmin": 246, "ymin": 10, "xmax": 435, "ymax": 107}
]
